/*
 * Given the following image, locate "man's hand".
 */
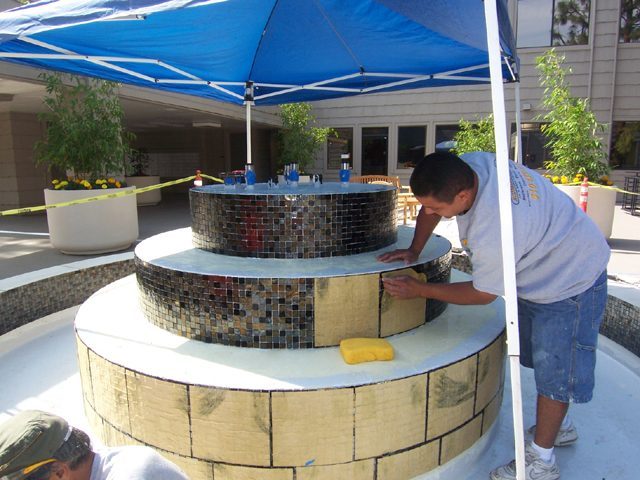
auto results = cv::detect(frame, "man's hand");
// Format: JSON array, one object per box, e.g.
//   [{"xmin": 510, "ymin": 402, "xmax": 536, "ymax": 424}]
[
  {"xmin": 381, "ymin": 275, "xmax": 425, "ymax": 299},
  {"xmin": 377, "ymin": 248, "xmax": 419, "ymax": 264}
]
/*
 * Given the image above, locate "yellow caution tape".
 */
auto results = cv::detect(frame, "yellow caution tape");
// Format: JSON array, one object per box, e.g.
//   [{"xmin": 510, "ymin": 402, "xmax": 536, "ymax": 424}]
[
  {"xmin": 200, "ymin": 173, "xmax": 224, "ymax": 183},
  {"xmin": 0, "ymin": 173, "xmax": 224, "ymax": 217},
  {"xmin": 559, "ymin": 181, "xmax": 640, "ymax": 195}
]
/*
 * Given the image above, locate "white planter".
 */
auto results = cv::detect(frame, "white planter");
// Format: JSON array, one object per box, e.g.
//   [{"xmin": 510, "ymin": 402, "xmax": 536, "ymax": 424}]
[
  {"xmin": 556, "ymin": 184, "xmax": 617, "ymax": 239},
  {"xmin": 45, "ymin": 187, "xmax": 139, "ymax": 254},
  {"xmin": 125, "ymin": 175, "xmax": 162, "ymax": 206}
]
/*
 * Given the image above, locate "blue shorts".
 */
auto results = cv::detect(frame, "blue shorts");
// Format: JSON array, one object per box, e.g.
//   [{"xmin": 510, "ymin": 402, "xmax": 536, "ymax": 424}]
[{"xmin": 518, "ymin": 270, "xmax": 608, "ymax": 403}]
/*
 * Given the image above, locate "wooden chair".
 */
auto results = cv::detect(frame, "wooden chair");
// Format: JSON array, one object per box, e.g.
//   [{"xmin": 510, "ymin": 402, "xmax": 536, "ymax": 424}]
[
  {"xmin": 349, "ymin": 174, "xmax": 401, "ymax": 188},
  {"xmin": 350, "ymin": 175, "xmax": 419, "ymax": 224},
  {"xmin": 398, "ymin": 191, "xmax": 421, "ymax": 224}
]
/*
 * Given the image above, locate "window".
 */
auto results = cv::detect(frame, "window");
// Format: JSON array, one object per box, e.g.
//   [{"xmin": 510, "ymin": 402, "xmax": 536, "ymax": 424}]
[
  {"xmin": 435, "ymin": 125, "xmax": 460, "ymax": 152},
  {"xmin": 397, "ymin": 126, "xmax": 426, "ymax": 169},
  {"xmin": 510, "ymin": 123, "xmax": 552, "ymax": 170},
  {"xmin": 361, "ymin": 127, "xmax": 388, "ymax": 175},
  {"xmin": 620, "ymin": 0, "xmax": 640, "ymax": 43},
  {"xmin": 610, "ymin": 121, "xmax": 640, "ymax": 169},
  {"xmin": 517, "ymin": 0, "xmax": 590, "ymax": 48},
  {"xmin": 326, "ymin": 128, "xmax": 353, "ymax": 169}
]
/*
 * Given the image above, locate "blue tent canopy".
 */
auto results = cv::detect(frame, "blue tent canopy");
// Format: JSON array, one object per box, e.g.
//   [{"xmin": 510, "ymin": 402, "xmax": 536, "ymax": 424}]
[{"xmin": 0, "ymin": 0, "xmax": 517, "ymax": 105}]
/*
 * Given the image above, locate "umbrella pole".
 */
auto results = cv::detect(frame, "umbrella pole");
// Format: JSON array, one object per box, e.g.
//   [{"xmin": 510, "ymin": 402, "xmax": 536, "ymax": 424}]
[
  {"xmin": 245, "ymin": 81, "xmax": 254, "ymax": 166},
  {"xmin": 483, "ymin": 1, "xmax": 526, "ymax": 479},
  {"xmin": 246, "ymin": 101, "xmax": 252, "ymax": 165}
]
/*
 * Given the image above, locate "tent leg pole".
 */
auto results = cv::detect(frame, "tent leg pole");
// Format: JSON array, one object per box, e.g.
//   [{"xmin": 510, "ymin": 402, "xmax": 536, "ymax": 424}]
[
  {"xmin": 514, "ymin": 82, "xmax": 523, "ymax": 165},
  {"xmin": 484, "ymin": 0, "xmax": 526, "ymax": 478}
]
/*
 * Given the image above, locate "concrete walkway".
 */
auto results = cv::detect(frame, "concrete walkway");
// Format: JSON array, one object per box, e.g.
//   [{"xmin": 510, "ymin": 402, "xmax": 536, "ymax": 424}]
[{"xmin": 1, "ymin": 193, "xmax": 639, "ymax": 479}]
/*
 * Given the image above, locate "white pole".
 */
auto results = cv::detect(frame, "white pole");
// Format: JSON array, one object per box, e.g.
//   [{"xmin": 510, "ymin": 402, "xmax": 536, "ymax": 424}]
[
  {"xmin": 246, "ymin": 100, "xmax": 252, "ymax": 165},
  {"xmin": 514, "ymin": 82, "xmax": 523, "ymax": 165},
  {"xmin": 483, "ymin": 2, "xmax": 526, "ymax": 479}
]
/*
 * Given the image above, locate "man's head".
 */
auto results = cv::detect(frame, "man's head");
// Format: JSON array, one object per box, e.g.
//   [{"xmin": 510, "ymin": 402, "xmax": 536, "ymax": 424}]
[
  {"xmin": 409, "ymin": 151, "xmax": 476, "ymax": 218},
  {"xmin": 0, "ymin": 411, "xmax": 92, "ymax": 480}
]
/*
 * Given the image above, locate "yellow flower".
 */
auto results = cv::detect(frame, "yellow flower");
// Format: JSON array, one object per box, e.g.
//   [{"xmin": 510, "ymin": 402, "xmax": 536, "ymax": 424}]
[
  {"xmin": 115, "ymin": 181, "xmax": 121, "ymax": 188},
  {"xmin": 572, "ymin": 177, "xmax": 580, "ymax": 184},
  {"xmin": 60, "ymin": 181, "xmax": 68, "ymax": 187},
  {"xmin": 101, "ymin": 184, "xmax": 108, "ymax": 189},
  {"xmin": 551, "ymin": 176, "xmax": 560, "ymax": 184},
  {"xmin": 560, "ymin": 176, "xmax": 569, "ymax": 184},
  {"xmin": 107, "ymin": 177, "xmax": 116, "ymax": 183},
  {"xmin": 52, "ymin": 179, "xmax": 59, "ymax": 185},
  {"xmin": 607, "ymin": 180, "xmax": 613, "ymax": 186},
  {"xmin": 575, "ymin": 173, "xmax": 584, "ymax": 180}
]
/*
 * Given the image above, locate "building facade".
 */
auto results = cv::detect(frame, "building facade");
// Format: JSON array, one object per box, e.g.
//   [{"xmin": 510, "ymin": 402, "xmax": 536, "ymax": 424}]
[
  {"xmin": 311, "ymin": 0, "xmax": 640, "ymax": 191},
  {"xmin": 1, "ymin": 0, "xmax": 639, "ymax": 209}
]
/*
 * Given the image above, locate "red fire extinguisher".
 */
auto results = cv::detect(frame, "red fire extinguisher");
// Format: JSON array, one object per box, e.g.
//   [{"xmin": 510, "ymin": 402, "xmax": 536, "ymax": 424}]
[{"xmin": 579, "ymin": 177, "xmax": 589, "ymax": 212}]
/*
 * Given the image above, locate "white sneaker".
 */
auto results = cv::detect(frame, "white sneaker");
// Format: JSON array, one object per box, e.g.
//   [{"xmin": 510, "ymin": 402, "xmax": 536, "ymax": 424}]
[
  {"xmin": 527, "ymin": 421, "xmax": 578, "ymax": 447},
  {"xmin": 489, "ymin": 442, "xmax": 560, "ymax": 480}
]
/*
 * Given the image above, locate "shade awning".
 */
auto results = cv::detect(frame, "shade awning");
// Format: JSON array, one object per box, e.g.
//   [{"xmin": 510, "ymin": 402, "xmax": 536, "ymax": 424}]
[{"xmin": 0, "ymin": 0, "xmax": 518, "ymax": 105}]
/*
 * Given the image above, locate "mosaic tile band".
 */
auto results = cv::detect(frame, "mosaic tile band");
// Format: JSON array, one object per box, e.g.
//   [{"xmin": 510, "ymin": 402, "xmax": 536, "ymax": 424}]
[
  {"xmin": 190, "ymin": 184, "xmax": 397, "ymax": 258},
  {"xmin": 135, "ymin": 252, "xmax": 451, "ymax": 348}
]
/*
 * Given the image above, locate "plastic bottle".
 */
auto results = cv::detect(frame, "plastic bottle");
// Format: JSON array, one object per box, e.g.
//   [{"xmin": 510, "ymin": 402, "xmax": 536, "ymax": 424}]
[
  {"xmin": 339, "ymin": 161, "xmax": 350, "ymax": 186},
  {"xmin": 245, "ymin": 163, "xmax": 256, "ymax": 189}
]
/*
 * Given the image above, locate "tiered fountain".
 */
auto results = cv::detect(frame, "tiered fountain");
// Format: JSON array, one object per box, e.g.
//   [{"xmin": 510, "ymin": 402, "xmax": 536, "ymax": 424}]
[{"xmin": 75, "ymin": 181, "xmax": 505, "ymax": 479}]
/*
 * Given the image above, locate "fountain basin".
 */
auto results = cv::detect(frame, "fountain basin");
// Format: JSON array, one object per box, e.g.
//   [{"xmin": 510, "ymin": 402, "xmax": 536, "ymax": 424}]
[{"xmin": 76, "ymin": 270, "xmax": 506, "ymax": 479}]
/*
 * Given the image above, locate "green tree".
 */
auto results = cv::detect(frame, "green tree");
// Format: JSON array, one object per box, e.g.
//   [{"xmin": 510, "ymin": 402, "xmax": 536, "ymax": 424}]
[
  {"xmin": 452, "ymin": 114, "xmax": 496, "ymax": 155},
  {"xmin": 36, "ymin": 72, "xmax": 134, "ymax": 180},
  {"xmin": 552, "ymin": 0, "xmax": 591, "ymax": 46},
  {"xmin": 620, "ymin": 0, "xmax": 640, "ymax": 43},
  {"xmin": 535, "ymin": 49, "xmax": 609, "ymax": 180},
  {"xmin": 278, "ymin": 103, "xmax": 335, "ymax": 172}
]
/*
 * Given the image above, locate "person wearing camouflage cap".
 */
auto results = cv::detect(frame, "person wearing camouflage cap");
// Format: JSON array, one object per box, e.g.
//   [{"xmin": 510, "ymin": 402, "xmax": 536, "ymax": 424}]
[{"xmin": 0, "ymin": 410, "xmax": 188, "ymax": 480}]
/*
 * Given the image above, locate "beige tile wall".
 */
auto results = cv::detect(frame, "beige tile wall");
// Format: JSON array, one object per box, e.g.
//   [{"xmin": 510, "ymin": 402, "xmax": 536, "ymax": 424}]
[
  {"xmin": 80, "ymin": 328, "xmax": 505, "ymax": 480},
  {"xmin": 440, "ymin": 415, "xmax": 483, "ymax": 464},
  {"xmin": 476, "ymin": 333, "xmax": 506, "ymax": 414},
  {"xmin": 355, "ymin": 375, "xmax": 428, "ymax": 459},
  {"xmin": 376, "ymin": 440, "xmax": 439, "ymax": 480},
  {"xmin": 314, "ymin": 275, "xmax": 379, "ymax": 346},
  {"xmin": 126, "ymin": 371, "xmax": 191, "ymax": 456},
  {"xmin": 272, "ymin": 389, "xmax": 354, "ymax": 466},
  {"xmin": 296, "ymin": 459, "xmax": 375, "ymax": 480},
  {"xmin": 380, "ymin": 269, "xmax": 427, "ymax": 336},
  {"xmin": 214, "ymin": 464, "xmax": 294, "ymax": 480},
  {"xmin": 427, "ymin": 355, "xmax": 478, "ymax": 440},
  {"xmin": 88, "ymin": 350, "xmax": 131, "ymax": 435},
  {"xmin": 191, "ymin": 386, "xmax": 271, "ymax": 465}
]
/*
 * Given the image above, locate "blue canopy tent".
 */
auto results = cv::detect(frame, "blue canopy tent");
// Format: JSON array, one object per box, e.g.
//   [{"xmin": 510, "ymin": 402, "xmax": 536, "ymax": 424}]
[{"xmin": 0, "ymin": 1, "xmax": 526, "ymax": 476}]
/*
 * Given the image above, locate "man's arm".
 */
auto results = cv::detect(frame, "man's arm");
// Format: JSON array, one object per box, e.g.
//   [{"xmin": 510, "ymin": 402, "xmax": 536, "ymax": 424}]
[
  {"xmin": 382, "ymin": 277, "xmax": 497, "ymax": 305},
  {"xmin": 377, "ymin": 207, "xmax": 441, "ymax": 263}
]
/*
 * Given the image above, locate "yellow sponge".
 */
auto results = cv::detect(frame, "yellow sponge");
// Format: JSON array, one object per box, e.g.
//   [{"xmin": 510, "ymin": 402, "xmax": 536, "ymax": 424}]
[{"xmin": 339, "ymin": 338, "xmax": 394, "ymax": 365}]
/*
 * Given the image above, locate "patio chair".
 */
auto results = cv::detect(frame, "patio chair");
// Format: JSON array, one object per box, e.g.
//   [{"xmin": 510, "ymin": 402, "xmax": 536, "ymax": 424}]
[{"xmin": 349, "ymin": 175, "xmax": 401, "ymax": 188}]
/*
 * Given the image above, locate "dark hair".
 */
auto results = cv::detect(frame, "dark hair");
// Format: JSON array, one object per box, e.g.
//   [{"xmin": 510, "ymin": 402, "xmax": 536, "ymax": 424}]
[
  {"xmin": 26, "ymin": 428, "xmax": 92, "ymax": 480},
  {"xmin": 409, "ymin": 151, "xmax": 475, "ymax": 202}
]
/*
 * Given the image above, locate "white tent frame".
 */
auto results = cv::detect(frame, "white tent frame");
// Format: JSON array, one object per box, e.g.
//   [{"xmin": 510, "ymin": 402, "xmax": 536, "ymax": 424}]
[{"xmin": 0, "ymin": 2, "xmax": 526, "ymax": 476}]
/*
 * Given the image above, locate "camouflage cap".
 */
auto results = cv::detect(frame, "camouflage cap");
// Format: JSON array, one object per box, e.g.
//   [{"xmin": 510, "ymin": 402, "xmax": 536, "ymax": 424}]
[{"xmin": 0, "ymin": 411, "xmax": 70, "ymax": 480}]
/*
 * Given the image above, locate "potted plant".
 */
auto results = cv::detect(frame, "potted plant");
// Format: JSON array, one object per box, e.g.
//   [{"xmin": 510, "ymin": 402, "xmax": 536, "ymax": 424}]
[
  {"xmin": 277, "ymin": 102, "xmax": 335, "ymax": 182},
  {"xmin": 36, "ymin": 72, "xmax": 139, "ymax": 254},
  {"xmin": 535, "ymin": 49, "xmax": 616, "ymax": 238},
  {"xmin": 125, "ymin": 148, "xmax": 161, "ymax": 206}
]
